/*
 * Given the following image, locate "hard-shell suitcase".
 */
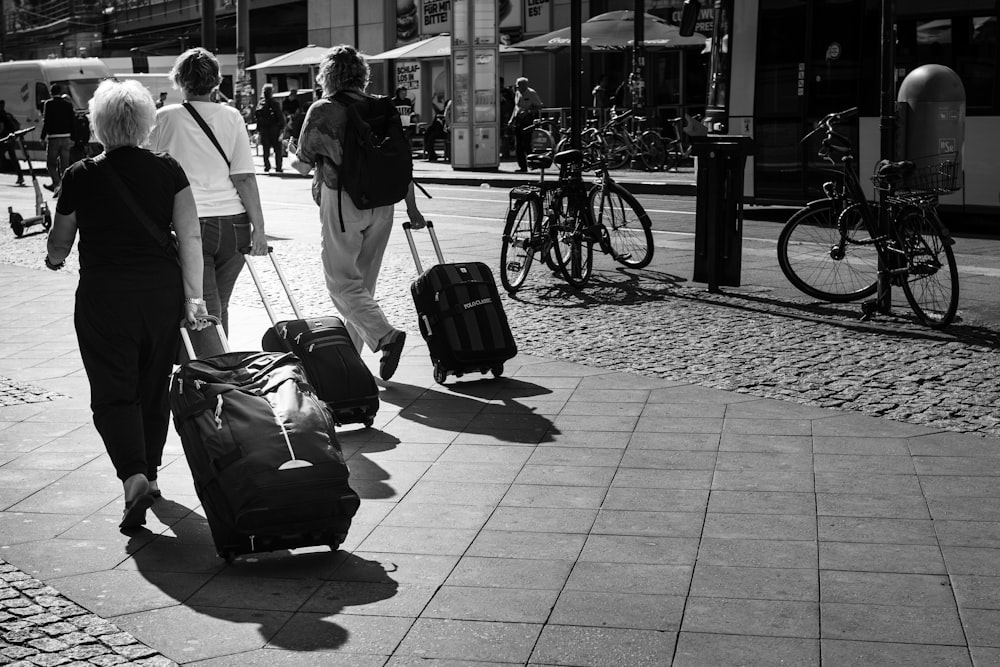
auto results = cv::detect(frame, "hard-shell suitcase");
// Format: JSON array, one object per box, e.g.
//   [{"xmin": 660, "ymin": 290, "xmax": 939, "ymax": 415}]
[
  {"xmin": 172, "ymin": 319, "xmax": 360, "ymax": 562},
  {"xmin": 243, "ymin": 249, "xmax": 379, "ymax": 427},
  {"xmin": 404, "ymin": 221, "xmax": 518, "ymax": 384}
]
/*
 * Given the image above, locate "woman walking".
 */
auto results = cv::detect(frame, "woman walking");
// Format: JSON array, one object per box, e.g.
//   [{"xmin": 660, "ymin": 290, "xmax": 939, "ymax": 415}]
[
  {"xmin": 45, "ymin": 79, "xmax": 209, "ymax": 530},
  {"xmin": 148, "ymin": 47, "xmax": 268, "ymax": 334},
  {"xmin": 291, "ymin": 45, "xmax": 426, "ymax": 382}
]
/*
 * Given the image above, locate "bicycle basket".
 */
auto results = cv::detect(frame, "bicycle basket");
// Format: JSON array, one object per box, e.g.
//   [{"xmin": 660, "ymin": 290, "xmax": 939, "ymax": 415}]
[{"xmin": 902, "ymin": 160, "xmax": 961, "ymax": 193}]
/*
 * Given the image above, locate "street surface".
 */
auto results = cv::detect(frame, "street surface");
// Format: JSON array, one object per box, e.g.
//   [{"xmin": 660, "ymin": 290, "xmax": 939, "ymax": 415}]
[{"xmin": 2, "ymin": 175, "xmax": 998, "ymax": 437}]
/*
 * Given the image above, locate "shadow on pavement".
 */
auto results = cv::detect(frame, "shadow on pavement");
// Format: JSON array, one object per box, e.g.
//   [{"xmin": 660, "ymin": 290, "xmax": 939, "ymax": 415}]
[
  {"xmin": 127, "ymin": 497, "xmax": 398, "ymax": 653},
  {"xmin": 380, "ymin": 377, "xmax": 560, "ymax": 444}
]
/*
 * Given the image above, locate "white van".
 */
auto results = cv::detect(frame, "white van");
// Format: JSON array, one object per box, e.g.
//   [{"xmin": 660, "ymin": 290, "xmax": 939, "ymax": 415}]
[
  {"xmin": 113, "ymin": 72, "xmax": 179, "ymax": 108},
  {"xmin": 0, "ymin": 58, "xmax": 113, "ymax": 161}
]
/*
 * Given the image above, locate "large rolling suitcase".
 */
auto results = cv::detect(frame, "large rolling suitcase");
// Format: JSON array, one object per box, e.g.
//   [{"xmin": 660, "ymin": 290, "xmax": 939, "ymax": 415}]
[
  {"xmin": 404, "ymin": 220, "xmax": 518, "ymax": 384},
  {"xmin": 171, "ymin": 319, "xmax": 361, "ymax": 562},
  {"xmin": 243, "ymin": 249, "xmax": 379, "ymax": 427}
]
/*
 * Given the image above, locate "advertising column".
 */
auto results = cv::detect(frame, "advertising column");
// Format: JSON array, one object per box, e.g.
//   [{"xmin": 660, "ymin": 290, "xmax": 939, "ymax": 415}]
[{"xmin": 451, "ymin": 0, "xmax": 499, "ymax": 169}]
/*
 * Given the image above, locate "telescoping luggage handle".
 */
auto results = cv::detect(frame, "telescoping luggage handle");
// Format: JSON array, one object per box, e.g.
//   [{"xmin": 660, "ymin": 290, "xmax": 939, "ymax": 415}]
[
  {"xmin": 241, "ymin": 247, "xmax": 305, "ymax": 327},
  {"xmin": 179, "ymin": 315, "xmax": 229, "ymax": 361},
  {"xmin": 403, "ymin": 220, "xmax": 445, "ymax": 274}
]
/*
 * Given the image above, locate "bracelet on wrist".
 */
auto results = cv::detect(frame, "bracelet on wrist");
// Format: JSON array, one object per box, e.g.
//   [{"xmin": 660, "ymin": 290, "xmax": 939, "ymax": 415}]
[
  {"xmin": 185, "ymin": 297, "xmax": 205, "ymax": 306},
  {"xmin": 44, "ymin": 256, "xmax": 64, "ymax": 270}
]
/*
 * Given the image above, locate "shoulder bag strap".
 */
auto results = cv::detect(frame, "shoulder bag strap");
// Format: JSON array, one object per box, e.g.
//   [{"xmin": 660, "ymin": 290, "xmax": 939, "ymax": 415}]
[
  {"xmin": 95, "ymin": 153, "xmax": 178, "ymax": 259},
  {"xmin": 183, "ymin": 101, "xmax": 230, "ymax": 167}
]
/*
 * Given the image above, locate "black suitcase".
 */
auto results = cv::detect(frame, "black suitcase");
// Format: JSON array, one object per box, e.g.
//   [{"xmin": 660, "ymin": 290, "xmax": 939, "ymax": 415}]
[
  {"xmin": 173, "ymin": 320, "xmax": 360, "ymax": 562},
  {"xmin": 243, "ymin": 250, "xmax": 379, "ymax": 427},
  {"xmin": 404, "ymin": 221, "xmax": 518, "ymax": 384}
]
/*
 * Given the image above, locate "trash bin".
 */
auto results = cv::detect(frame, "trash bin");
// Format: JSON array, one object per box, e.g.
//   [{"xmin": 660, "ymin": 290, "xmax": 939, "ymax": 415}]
[{"xmin": 689, "ymin": 134, "xmax": 755, "ymax": 291}]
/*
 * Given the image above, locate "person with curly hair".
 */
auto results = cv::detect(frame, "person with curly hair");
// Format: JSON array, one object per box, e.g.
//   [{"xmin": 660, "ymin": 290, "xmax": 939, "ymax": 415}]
[
  {"xmin": 45, "ymin": 79, "xmax": 210, "ymax": 530},
  {"xmin": 291, "ymin": 44, "xmax": 426, "ymax": 382},
  {"xmin": 148, "ymin": 47, "xmax": 268, "ymax": 334}
]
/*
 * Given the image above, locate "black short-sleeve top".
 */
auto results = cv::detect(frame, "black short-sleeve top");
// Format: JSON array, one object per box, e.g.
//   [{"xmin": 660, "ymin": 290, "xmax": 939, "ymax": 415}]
[{"xmin": 56, "ymin": 147, "xmax": 190, "ymax": 291}]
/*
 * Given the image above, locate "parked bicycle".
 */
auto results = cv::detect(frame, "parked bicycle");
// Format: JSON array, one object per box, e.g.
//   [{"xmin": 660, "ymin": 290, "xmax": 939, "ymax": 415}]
[
  {"xmin": 500, "ymin": 147, "xmax": 653, "ymax": 292},
  {"xmin": 602, "ymin": 108, "xmax": 667, "ymax": 171},
  {"xmin": 660, "ymin": 114, "xmax": 705, "ymax": 171},
  {"xmin": 776, "ymin": 107, "xmax": 959, "ymax": 328}
]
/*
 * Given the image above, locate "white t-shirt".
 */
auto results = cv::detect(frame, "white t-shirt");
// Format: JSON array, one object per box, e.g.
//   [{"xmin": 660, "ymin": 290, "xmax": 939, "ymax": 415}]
[{"xmin": 148, "ymin": 101, "xmax": 255, "ymax": 217}]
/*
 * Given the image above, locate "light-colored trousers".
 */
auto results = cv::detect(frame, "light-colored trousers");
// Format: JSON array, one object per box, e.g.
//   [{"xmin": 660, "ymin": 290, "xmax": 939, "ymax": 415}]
[{"xmin": 319, "ymin": 183, "xmax": 395, "ymax": 353}]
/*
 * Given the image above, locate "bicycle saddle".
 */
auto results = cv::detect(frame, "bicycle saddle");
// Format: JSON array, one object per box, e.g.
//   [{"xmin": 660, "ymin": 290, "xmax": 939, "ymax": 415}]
[
  {"xmin": 553, "ymin": 149, "xmax": 584, "ymax": 166},
  {"xmin": 527, "ymin": 154, "xmax": 553, "ymax": 170}
]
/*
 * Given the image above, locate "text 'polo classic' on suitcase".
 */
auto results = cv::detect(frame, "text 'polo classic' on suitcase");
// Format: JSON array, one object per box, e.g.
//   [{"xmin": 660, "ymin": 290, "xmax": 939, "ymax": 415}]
[
  {"xmin": 243, "ymin": 248, "xmax": 379, "ymax": 427},
  {"xmin": 405, "ymin": 220, "xmax": 518, "ymax": 384},
  {"xmin": 172, "ymin": 319, "xmax": 360, "ymax": 562}
]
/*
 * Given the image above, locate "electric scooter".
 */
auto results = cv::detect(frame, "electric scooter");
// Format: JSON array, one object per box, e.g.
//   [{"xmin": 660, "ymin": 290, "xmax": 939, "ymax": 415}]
[{"xmin": 3, "ymin": 127, "xmax": 51, "ymax": 237}]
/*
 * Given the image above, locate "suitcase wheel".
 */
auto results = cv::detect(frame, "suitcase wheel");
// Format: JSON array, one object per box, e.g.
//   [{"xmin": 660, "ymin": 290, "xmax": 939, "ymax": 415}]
[
  {"xmin": 491, "ymin": 365, "xmax": 504, "ymax": 378},
  {"xmin": 219, "ymin": 550, "xmax": 235, "ymax": 564},
  {"xmin": 363, "ymin": 416, "xmax": 375, "ymax": 428},
  {"xmin": 433, "ymin": 364, "xmax": 448, "ymax": 385}
]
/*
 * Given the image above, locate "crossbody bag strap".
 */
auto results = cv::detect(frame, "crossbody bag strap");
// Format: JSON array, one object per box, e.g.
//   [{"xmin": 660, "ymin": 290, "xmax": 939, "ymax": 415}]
[
  {"xmin": 95, "ymin": 152, "xmax": 178, "ymax": 258},
  {"xmin": 183, "ymin": 101, "xmax": 230, "ymax": 167}
]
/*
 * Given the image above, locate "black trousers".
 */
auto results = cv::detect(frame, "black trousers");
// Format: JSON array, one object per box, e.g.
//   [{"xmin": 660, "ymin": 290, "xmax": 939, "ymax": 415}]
[
  {"xmin": 514, "ymin": 124, "xmax": 533, "ymax": 170},
  {"xmin": 74, "ymin": 284, "xmax": 183, "ymax": 482},
  {"xmin": 260, "ymin": 127, "xmax": 283, "ymax": 170}
]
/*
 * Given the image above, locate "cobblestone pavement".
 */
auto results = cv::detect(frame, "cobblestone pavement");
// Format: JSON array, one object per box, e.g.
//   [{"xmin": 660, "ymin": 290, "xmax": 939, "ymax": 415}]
[
  {"xmin": 2, "ymin": 230, "xmax": 998, "ymax": 438},
  {"xmin": 0, "ymin": 559, "xmax": 175, "ymax": 666}
]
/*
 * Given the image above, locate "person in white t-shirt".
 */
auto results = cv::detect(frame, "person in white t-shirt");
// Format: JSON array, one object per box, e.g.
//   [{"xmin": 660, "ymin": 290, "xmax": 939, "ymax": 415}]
[{"xmin": 148, "ymin": 47, "xmax": 267, "ymax": 334}]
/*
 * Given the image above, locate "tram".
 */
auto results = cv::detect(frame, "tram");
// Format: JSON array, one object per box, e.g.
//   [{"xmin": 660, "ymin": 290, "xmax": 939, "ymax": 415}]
[{"xmin": 687, "ymin": 0, "xmax": 999, "ymax": 217}]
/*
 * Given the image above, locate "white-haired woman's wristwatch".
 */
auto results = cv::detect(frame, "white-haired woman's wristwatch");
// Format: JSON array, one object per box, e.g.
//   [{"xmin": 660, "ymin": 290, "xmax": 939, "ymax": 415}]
[{"xmin": 185, "ymin": 297, "xmax": 205, "ymax": 306}]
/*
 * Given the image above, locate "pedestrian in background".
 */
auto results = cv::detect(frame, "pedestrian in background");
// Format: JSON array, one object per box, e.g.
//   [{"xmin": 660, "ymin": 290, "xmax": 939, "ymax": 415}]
[
  {"xmin": 148, "ymin": 47, "xmax": 268, "ymax": 334},
  {"xmin": 499, "ymin": 77, "xmax": 514, "ymax": 158},
  {"xmin": 254, "ymin": 83, "xmax": 284, "ymax": 172},
  {"xmin": 507, "ymin": 76, "xmax": 543, "ymax": 173},
  {"xmin": 0, "ymin": 99, "xmax": 25, "ymax": 186},
  {"xmin": 40, "ymin": 83, "xmax": 74, "ymax": 193},
  {"xmin": 591, "ymin": 74, "xmax": 613, "ymax": 124},
  {"xmin": 281, "ymin": 89, "xmax": 302, "ymax": 123},
  {"xmin": 291, "ymin": 44, "xmax": 427, "ymax": 381},
  {"xmin": 422, "ymin": 92, "xmax": 449, "ymax": 162},
  {"xmin": 44, "ymin": 79, "xmax": 210, "ymax": 530}
]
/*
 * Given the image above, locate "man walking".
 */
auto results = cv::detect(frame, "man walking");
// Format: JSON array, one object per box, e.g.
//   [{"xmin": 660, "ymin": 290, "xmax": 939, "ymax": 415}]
[
  {"xmin": 254, "ymin": 84, "xmax": 284, "ymax": 172},
  {"xmin": 40, "ymin": 84, "xmax": 74, "ymax": 193},
  {"xmin": 507, "ymin": 77, "xmax": 543, "ymax": 173},
  {"xmin": 0, "ymin": 100, "xmax": 25, "ymax": 186}
]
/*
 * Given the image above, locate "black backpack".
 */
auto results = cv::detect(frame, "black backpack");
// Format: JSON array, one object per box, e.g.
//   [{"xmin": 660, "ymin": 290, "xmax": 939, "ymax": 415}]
[
  {"xmin": 70, "ymin": 111, "xmax": 90, "ymax": 145},
  {"xmin": 332, "ymin": 91, "xmax": 412, "ymax": 215}
]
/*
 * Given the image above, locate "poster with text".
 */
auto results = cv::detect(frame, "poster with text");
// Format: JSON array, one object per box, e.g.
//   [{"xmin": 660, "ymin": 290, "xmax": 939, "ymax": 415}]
[
  {"xmin": 524, "ymin": 0, "xmax": 551, "ymax": 34},
  {"xmin": 420, "ymin": 0, "xmax": 451, "ymax": 34},
  {"xmin": 395, "ymin": 61, "xmax": 422, "ymax": 117}
]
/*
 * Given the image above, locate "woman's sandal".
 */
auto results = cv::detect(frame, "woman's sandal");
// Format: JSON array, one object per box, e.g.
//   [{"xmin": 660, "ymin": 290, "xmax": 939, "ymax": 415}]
[{"xmin": 119, "ymin": 494, "xmax": 154, "ymax": 530}]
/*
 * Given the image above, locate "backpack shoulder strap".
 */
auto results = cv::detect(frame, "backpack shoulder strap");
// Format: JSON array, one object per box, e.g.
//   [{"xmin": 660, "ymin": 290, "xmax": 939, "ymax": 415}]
[
  {"xmin": 183, "ymin": 102, "xmax": 230, "ymax": 168},
  {"xmin": 95, "ymin": 153, "xmax": 179, "ymax": 260}
]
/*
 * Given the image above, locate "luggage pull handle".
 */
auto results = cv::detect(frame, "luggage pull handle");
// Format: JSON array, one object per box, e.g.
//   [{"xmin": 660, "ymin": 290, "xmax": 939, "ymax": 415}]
[
  {"xmin": 241, "ymin": 246, "xmax": 305, "ymax": 326},
  {"xmin": 403, "ymin": 220, "xmax": 445, "ymax": 275},
  {"xmin": 179, "ymin": 315, "xmax": 228, "ymax": 361}
]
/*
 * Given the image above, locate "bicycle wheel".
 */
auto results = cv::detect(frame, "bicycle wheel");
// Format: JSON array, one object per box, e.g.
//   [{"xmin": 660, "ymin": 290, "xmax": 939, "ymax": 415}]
[
  {"xmin": 896, "ymin": 207, "xmax": 959, "ymax": 328},
  {"xmin": 500, "ymin": 198, "xmax": 541, "ymax": 293},
  {"xmin": 604, "ymin": 132, "xmax": 630, "ymax": 170},
  {"xmin": 777, "ymin": 200, "xmax": 879, "ymax": 302},
  {"xmin": 589, "ymin": 181, "xmax": 654, "ymax": 269},
  {"xmin": 549, "ymin": 194, "xmax": 594, "ymax": 288},
  {"xmin": 662, "ymin": 140, "xmax": 683, "ymax": 171},
  {"xmin": 638, "ymin": 131, "xmax": 667, "ymax": 171}
]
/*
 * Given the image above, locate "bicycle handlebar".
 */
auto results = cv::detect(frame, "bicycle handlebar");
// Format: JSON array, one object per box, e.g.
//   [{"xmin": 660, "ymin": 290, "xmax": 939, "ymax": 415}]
[{"xmin": 1, "ymin": 127, "xmax": 36, "ymax": 143}]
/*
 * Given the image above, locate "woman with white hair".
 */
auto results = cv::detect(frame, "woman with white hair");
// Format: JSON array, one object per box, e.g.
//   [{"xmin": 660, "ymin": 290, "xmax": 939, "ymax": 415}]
[
  {"xmin": 149, "ymin": 47, "xmax": 267, "ymax": 334},
  {"xmin": 45, "ymin": 78, "xmax": 209, "ymax": 531}
]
